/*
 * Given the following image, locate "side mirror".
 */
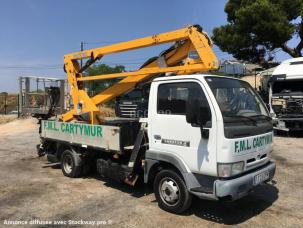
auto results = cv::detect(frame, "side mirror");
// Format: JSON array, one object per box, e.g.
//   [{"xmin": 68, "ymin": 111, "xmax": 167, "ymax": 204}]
[
  {"xmin": 186, "ymin": 100, "xmax": 211, "ymax": 127},
  {"xmin": 199, "ymin": 106, "xmax": 211, "ymax": 127},
  {"xmin": 186, "ymin": 99, "xmax": 200, "ymax": 125}
]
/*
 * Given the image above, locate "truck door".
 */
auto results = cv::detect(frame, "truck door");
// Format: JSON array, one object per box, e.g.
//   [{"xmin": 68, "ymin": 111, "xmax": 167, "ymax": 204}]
[{"xmin": 149, "ymin": 80, "xmax": 217, "ymax": 175}]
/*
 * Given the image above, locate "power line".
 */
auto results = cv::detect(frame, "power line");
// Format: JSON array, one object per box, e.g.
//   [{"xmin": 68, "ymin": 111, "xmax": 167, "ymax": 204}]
[
  {"xmin": 0, "ymin": 47, "xmax": 233, "ymax": 71},
  {"xmin": 0, "ymin": 61, "xmax": 143, "ymax": 71},
  {"xmin": 0, "ymin": 64, "xmax": 62, "ymax": 70}
]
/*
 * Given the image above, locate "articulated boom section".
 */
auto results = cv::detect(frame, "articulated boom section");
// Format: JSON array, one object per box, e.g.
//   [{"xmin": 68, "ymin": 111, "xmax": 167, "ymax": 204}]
[{"xmin": 62, "ymin": 25, "xmax": 218, "ymax": 123}]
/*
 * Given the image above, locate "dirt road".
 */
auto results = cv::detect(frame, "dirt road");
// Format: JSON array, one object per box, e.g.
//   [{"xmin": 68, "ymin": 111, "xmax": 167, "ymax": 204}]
[{"xmin": 0, "ymin": 118, "xmax": 302, "ymax": 227}]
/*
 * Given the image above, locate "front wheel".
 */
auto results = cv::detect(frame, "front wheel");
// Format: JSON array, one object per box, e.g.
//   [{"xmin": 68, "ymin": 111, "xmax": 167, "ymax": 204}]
[{"xmin": 154, "ymin": 169, "xmax": 192, "ymax": 214}]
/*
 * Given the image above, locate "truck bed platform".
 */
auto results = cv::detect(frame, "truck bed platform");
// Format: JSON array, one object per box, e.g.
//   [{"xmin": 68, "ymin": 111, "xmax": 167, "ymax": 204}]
[{"xmin": 41, "ymin": 118, "xmax": 140, "ymax": 153}]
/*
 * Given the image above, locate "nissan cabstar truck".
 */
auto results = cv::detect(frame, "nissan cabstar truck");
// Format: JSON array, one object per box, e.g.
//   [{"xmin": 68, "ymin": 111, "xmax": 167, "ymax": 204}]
[{"xmin": 37, "ymin": 25, "xmax": 276, "ymax": 214}]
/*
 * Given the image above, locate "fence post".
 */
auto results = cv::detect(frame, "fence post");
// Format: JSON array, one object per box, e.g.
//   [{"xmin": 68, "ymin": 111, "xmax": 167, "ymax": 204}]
[
  {"xmin": 4, "ymin": 93, "xmax": 7, "ymax": 115},
  {"xmin": 19, "ymin": 77, "xmax": 23, "ymax": 115},
  {"xmin": 17, "ymin": 94, "xmax": 20, "ymax": 118}
]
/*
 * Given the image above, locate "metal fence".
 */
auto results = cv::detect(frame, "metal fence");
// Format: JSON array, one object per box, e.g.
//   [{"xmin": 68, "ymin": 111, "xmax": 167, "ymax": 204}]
[
  {"xmin": 1, "ymin": 76, "xmax": 70, "ymax": 117},
  {"xmin": 19, "ymin": 76, "xmax": 69, "ymax": 116}
]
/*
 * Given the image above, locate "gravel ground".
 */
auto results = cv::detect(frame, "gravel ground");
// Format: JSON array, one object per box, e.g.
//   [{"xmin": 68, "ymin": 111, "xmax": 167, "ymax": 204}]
[{"xmin": 0, "ymin": 118, "xmax": 302, "ymax": 227}]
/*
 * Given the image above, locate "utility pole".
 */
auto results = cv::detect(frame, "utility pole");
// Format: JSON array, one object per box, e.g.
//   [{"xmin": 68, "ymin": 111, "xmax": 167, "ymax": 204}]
[
  {"xmin": 80, "ymin": 41, "xmax": 84, "ymax": 68},
  {"xmin": 17, "ymin": 94, "xmax": 20, "ymax": 118}
]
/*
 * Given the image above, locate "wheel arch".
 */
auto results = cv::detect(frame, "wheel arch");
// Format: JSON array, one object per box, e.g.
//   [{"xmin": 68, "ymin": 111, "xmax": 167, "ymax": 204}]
[
  {"xmin": 144, "ymin": 150, "xmax": 189, "ymax": 185},
  {"xmin": 56, "ymin": 143, "xmax": 78, "ymax": 160}
]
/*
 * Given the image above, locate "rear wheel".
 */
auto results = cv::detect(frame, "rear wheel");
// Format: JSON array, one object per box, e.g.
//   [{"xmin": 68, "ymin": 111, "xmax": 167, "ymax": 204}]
[
  {"xmin": 154, "ymin": 169, "xmax": 192, "ymax": 214},
  {"xmin": 61, "ymin": 149, "xmax": 83, "ymax": 178}
]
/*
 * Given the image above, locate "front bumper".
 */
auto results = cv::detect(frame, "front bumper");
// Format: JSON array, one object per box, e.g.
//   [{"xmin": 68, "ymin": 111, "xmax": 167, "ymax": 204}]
[
  {"xmin": 273, "ymin": 118, "xmax": 303, "ymax": 131},
  {"xmin": 214, "ymin": 161, "xmax": 276, "ymax": 200}
]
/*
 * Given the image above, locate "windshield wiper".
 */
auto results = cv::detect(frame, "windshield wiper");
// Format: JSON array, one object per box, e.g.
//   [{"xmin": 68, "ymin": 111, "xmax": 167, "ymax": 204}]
[
  {"xmin": 224, "ymin": 115, "xmax": 258, "ymax": 125},
  {"xmin": 251, "ymin": 114, "xmax": 272, "ymax": 121}
]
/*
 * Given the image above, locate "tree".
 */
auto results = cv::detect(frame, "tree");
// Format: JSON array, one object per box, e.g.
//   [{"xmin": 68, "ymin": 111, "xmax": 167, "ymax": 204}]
[
  {"xmin": 212, "ymin": 0, "xmax": 303, "ymax": 65},
  {"xmin": 84, "ymin": 63, "xmax": 125, "ymax": 96}
]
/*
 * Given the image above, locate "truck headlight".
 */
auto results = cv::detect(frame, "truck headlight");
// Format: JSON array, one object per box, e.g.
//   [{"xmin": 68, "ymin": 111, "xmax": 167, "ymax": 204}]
[{"xmin": 217, "ymin": 161, "xmax": 244, "ymax": 177}]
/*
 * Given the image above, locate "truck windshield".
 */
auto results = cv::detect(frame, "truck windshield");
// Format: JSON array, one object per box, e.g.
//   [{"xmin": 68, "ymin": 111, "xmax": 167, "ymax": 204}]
[
  {"xmin": 120, "ymin": 90, "xmax": 143, "ymax": 101},
  {"xmin": 205, "ymin": 77, "xmax": 269, "ymax": 122},
  {"xmin": 272, "ymin": 80, "xmax": 303, "ymax": 95}
]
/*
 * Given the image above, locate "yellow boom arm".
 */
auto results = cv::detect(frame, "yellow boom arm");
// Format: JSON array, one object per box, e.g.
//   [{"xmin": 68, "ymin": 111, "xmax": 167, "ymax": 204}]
[{"xmin": 62, "ymin": 25, "xmax": 218, "ymax": 123}]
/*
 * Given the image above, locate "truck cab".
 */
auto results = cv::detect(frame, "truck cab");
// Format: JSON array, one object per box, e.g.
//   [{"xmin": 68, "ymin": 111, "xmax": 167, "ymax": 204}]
[
  {"xmin": 269, "ymin": 57, "xmax": 303, "ymax": 131},
  {"xmin": 115, "ymin": 84, "xmax": 150, "ymax": 118},
  {"xmin": 145, "ymin": 74, "xmax": 275, "ymax": 212}
]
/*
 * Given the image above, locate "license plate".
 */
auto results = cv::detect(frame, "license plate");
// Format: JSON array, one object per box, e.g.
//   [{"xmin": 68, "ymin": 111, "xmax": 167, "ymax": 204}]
[{"xmin": 253, "ymin": 171, "xmax": 269, "ymax": 185}]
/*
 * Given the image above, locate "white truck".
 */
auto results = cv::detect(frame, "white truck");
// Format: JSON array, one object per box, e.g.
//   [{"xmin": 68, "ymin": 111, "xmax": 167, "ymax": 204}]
[
  {"xmin": 268, "ymin": 57, "xmax": 303, "ymax": 131},
  {"xmin": 40, "ymin": 74, "xmax": 276, "ymax": 213}
]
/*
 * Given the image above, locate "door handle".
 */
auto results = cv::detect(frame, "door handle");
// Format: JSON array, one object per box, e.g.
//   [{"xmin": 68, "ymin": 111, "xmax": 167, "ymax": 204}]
[{"xmin": 154, "ymin": 135, "xmax": 161, "ymax": 140}]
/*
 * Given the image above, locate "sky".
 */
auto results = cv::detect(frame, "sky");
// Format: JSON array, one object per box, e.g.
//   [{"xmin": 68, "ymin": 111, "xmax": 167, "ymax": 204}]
[{"xmin": 0, "ymin": 0, "xmax": 295, "ymax": 92}]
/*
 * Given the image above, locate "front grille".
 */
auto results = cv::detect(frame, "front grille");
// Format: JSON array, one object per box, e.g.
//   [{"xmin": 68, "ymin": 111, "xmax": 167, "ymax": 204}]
[
  {"xmin": 118, "ymin": 104, "xmax": 138, "ymax": 118},
  {"xmin": 260, "ymin": 154, "xmax": 267, "ymax": 159},
  {"xmin": 246, "ymin": 153, "xmax": 268, "ymax": 170},
  {"xmin": 247, "ymin": 158, "xmax": 256, "ymax": 164},
  {"xmin": 286, "ymin": 99, "xmax": 303, "ymax": 114}
]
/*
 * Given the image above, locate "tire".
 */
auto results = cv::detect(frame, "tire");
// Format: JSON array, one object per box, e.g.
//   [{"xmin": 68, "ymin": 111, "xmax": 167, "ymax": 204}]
[
  {"xmin": 61, "ymin": 149, "xmax": 83, "ymax": 178},
  {"xmin": 154, "ymin": 169, "xmax": 192, "ymax": 214},
  {"xmin": 36, "ymin": 144, "xmax": 45, "ymax": 157}
]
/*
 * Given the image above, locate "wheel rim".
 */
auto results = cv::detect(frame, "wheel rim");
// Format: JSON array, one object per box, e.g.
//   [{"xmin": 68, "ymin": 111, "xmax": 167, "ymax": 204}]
[
  {"xmin": 159, "ymin": 177, "xmax": 180, "ymax": 206},
  {"xmin": 63, "ymin": 154, "xmax": 73, "ymax": 174}
]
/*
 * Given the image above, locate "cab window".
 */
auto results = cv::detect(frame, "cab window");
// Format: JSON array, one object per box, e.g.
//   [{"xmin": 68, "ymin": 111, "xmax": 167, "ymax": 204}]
[{"xmin": 157, "ymin": 82, "xmax": 208, "ymax": 115}]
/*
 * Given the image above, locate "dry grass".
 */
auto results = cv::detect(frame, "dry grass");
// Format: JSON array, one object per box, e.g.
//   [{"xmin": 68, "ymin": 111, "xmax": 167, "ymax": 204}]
[
  {"xmin": 0, "ymin": 94, "xmax": 18, "ymax": 114},
  {"xmin": 0, "ymin": 114, "xmax": 18, "ymax": 124},
  {"xmin": 96, "ymin": 106, "xmax": 116, "ymax": 122},
  {"xmin": 99, "ymin": 106, "xmax": 116, "ymax": 117}
]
